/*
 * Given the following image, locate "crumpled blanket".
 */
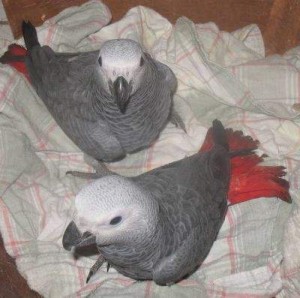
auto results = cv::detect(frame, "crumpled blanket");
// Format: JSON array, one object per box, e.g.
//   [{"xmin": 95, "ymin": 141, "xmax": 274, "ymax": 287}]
[{"xmin": 0, "ymin": 1, "xmax": 299, "ymax": 297}]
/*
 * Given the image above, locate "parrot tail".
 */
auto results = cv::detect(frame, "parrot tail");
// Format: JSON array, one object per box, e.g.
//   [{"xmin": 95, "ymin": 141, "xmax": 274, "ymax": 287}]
[
  {"xmin": 229, "ymin": 154, "xmax": 291, "ymax": 204},
  {"xmin": 212, "ymin": 119, "xmax": 229, "ymax": 151},
  {"xmin": 200, "ymin": 122, "xmax": 291, "ymax": 204},
  {"xmin": 0, "ymin": 44, "xmax": 30, "ymax": 81},
  {"xmin": 22, "ymin": 20, "xmax": 40, "ymax": 50}
]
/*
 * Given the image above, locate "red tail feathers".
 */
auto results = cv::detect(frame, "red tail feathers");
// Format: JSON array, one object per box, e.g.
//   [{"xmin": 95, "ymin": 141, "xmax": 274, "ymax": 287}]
[
  {"xmin": 200, "ymin": 125, "xmax": 291, "ymax": 204},
  {"xmin": 0, "ymin": 44, "xmax": 30, "ymax": 81}
]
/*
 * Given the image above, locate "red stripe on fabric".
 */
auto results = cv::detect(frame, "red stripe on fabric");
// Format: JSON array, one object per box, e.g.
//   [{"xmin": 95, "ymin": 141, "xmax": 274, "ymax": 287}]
[
  {"xmin": 118, "ymin": 23, "xmax": 137, "ymax": 37},
  {"xmin": 145, "ymin": 142, "xmax": 157, "ymax": 172},
  {"xmin": 33, "ymin": 183, "xmax": 46, "ymax": 229},
  {"xmin": 78, "ymin": 266, "xmax": 86, "ymax": 289},
  {"xmin": 207, "ymin": 285, "xmax": 273, "ymax": 298},
  {"xmin": 0, "ymin": 72, "xmax": 17, "ymax": 104},
  {"xmin": 236, "ymin": 91, "xmax": 251, "ymax": 107},
  {"xmin": 76, "ymin": 274, "xmax": 104, "ymax": 297},
  {"xmin": 45, "ymin": 25, "xmax": 55, "ymax": 46},
  {"xmin": 0, "ymin": 199, "xmax": 19, "ymax": 256},
  {"xmin": 209, "ymin": 31, "xmax": 222, "ymax": 55},
  {"xmin": 144, "ymin": 280, "xmax": 152, "ymax": 298},
  {"xmin": 177, "ymin": 48, "xmax": 197, "ymax": 63},
  {"xmin": 44, "ymin": 121, "xmax": 58, "ymax": 138},
  {"xmin": 282, "ymin": 267, "xmax": 300, "ymax": 279},
  {"xmin": 177, "ymin": 279, "xmax": 199, "ymax": 287},
  {"xmin": 37, "ymin": 139, "xmax": 47, "ymax": 150},
  {"xmin": 114, "ymin": 277, "xmax": 135, "ymax": 286},
  {"xmin": 238, "ymin": 62, "xmax": 291, "ymax": 67}
]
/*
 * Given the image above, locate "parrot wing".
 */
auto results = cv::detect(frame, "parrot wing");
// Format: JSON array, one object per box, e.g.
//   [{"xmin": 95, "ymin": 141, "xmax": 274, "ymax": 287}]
[
  {"xmin": 134, "ymin": 136, "xmax": 230, "ymax": 284},
  {"xmin": 155, "ymin": 59, "xmax": 186, "ymax": 131},
  {"xmin": 25, "ymin": 46, "xmax": 97, "ymax": 109},
  {"xmin": 153, "ymin": 224, "xmax": 213, "ymax": 285},
  {"xmin": 25, "ymin": 45, "xmax": 125, "ymax": 161},
  {"xmin": 150, "ymin": 149, "xmax": 229, "ymax": 285}
]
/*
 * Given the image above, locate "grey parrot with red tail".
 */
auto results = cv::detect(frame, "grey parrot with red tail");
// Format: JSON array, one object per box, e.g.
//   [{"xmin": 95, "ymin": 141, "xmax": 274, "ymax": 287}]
[{"xmin": 62, "ymin": 119, "xmax": 291, "ymax": 285}]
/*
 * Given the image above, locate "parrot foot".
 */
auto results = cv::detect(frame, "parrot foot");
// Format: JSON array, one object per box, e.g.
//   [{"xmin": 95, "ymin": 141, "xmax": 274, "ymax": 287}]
[
  {"xmin": 86, "ymin": 255, "xmax": 106, "ymax": 283},
  {"xmin": 166, "ymin": 282, "xmax": 174, "ymax": 287},
  {"xmin": 170, "ymin": 109, "xmax": 186, "ymax": 133},
  {"xmin": 67, "ymin": 155, "xmax": 112, "ymax": 179},
  {"xmin": 66, "ymin": 170, "xmax": 104, "ymax": 179}
]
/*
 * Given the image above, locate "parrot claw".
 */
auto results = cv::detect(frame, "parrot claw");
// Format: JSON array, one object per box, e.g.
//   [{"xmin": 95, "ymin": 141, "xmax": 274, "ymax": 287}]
[
  {"xmin": 169, "ymin": 109, "xmax": 186, "ymax": 133},
  {"xmin": 66, "ymin": 170, "xmax": 104, "ymax": 179},
  {"xmin": 86, "ymin": 271, "xmax": 93, "ymax": 283},
  {"xmin": 67, "ymin": 156, "xmax": 112, "ymax": 179},
  {"xmin": 86, "ymin": 254, "xmax": 106, "ymax": 283},
  {"xmin": 106, "ymin": 262, "xmax": 111, "ymax": 272}
]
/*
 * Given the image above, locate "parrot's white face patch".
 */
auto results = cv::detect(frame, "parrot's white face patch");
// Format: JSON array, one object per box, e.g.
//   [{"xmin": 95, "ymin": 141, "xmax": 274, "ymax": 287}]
[
  {"xmin": 100, "ymin": 39, "xmax": 143, "ymax": 69},
  {"xmin": 75, "ymin": 206, "xmax": 134, "ymax": 237},
  {"xmin": 73, "ymin": 175, "xmax": 158, "ymax": 245},
  {"xmin": 75, "ymin": 176, "xmax": 142, "ymax": 220},
  {"xmin": 97, "ymin": 39, "xmax": 146, "ymax": 94}
]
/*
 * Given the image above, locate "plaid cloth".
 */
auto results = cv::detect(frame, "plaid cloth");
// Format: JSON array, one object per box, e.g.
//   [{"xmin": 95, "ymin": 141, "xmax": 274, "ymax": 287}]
[{"xmin": 0, "ymin": 1, "xmax": 299, "ymax": 297}]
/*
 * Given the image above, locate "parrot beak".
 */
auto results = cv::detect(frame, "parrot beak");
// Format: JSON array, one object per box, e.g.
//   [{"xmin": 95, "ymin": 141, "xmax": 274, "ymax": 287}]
[
  {"xmin": 110, "ymin": 76, "xmax": 132, "ymax": 114},
  {"xmin": 62, "ymin": 221, "xmax": 96, "ymax": 251}
]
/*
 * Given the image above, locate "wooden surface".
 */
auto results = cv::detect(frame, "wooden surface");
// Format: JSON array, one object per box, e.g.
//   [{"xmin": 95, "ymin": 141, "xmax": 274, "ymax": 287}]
[
  {"xmin": 2, "ymin": 0, "xmax": 88, "ymax": 37},
  {"xmin": 0, "ymin": 235, "xmax": 41, "ymax": 298},
  {"xmin": 2, "ymin": 0, "xmax": 300, "ymax": 54},
  {"xmin": 1, "ymin": 0, "xmax": 300, "ymax": 297},
  {"xmin": 103, "ymin": 0, "xmax": 300, "ymax": 55}
]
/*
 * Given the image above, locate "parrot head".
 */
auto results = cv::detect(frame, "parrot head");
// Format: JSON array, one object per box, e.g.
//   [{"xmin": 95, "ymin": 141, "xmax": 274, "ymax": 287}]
[
  {"xmin": 63, "ymin": 175, "xmax": 158, "ymax": 251},
  {"xmin": 98, "ymin": 39, "xmax": 146, "ymax": 114}
]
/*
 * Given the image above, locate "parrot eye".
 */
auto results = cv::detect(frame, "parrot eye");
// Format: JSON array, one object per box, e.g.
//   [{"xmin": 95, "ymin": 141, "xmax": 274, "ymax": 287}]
[
  {"xmin": 98, "ymin": 56, "xmax": 102, "ymax": 66},
  {"xmin": 109, "ymin": 216, "xmax": 122, "ymax": 225},
  {"xmin": 140, "ymin": 57, "xmax": 144, "ymax": 67}
]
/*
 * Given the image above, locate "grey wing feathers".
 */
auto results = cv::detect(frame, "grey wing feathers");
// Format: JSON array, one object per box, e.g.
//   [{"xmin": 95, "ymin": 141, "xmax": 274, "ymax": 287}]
[
  {"xmin": 26, "ymin": 47, "xmax": 98, "ymax": 105},
  {"xmin": 155, "ymin": 61, "xmax": 177, "ymax": 93},
  {"xmin": 85, "ymin": 119, "xmax": 125, "ymax": 161},
  {"xmin": 155, "ymin": 60, "xmax": 186, "ymax": 131},
  {"xmin": 153, "ymin": 223, "xmax": 218, "ymax": 285},
  {"xmin": 149, "ymin": 168, "xmax": 227, "ymax": 285},
  {"xmin": 151, "ymin": 156, "xmax": 228, "ymax": 285},
  {"xmin": 135, "ymin": 128, "xmax": 230, "ymax": 283},
  {"xmin": 26, "ymin": 47, "xmax": 124, "ymax": 161}
]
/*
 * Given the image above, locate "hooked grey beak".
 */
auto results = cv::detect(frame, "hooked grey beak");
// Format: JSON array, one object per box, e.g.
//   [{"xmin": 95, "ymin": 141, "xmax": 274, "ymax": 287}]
[
  {"xmin": 109, "ymin": 76, "xmax": 132, "ymax": 114},
  {"xmin": 62, "ymin": 221, "xmax": 96, "ymax": 251}
]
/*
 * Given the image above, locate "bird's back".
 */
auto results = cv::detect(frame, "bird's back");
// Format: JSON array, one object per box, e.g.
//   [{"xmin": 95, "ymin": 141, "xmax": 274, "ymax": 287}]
[
  {"xmin": 137, "ymin": 150, "xmax": 229, "ymax": 249},
  {"xmin": 25, "ymin": 46, "xmax": 126, "ymax": 161},
  {"xmin": 128, "ymin": 121, "xmax": 230, "ymax": 282}
]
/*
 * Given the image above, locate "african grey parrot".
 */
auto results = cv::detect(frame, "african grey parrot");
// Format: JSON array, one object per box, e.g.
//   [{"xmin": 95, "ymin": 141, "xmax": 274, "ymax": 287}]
[
  {"xmin": 21, "ymin": 21, "xmax": 184, "ymax": 166},
  {"xmin": 62, "ymin": 119, "xmax": 245, "ymax": 285}
]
